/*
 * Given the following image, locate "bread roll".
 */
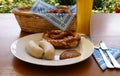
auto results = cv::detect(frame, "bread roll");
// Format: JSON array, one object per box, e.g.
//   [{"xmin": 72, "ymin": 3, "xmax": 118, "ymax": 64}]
[
  {"xmin": 39, "ymin": 40, "xmax": 55, "ymax": 60},
  {"xmin": 26, "ymin": 40, "xmax": 44, "ymax": 58}
]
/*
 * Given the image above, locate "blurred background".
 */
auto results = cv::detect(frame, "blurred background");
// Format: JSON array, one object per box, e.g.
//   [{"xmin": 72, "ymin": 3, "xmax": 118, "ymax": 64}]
[{"xmin": 0, "ymin": 0, "xmax": 120, "ymax": 13}]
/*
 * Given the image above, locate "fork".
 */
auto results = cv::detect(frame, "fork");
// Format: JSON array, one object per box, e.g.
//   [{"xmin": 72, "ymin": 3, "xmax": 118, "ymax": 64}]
[
  {"xmin": 100, "ymin": 41, "xmax": 120, "ymax": 68},
  {"xmin": 80, "ymin": 35, "xmax": 114, "ymax": 68},
  {"xmin": 95, "ymin": 46, "xmax": 114, "ymax": 68}
]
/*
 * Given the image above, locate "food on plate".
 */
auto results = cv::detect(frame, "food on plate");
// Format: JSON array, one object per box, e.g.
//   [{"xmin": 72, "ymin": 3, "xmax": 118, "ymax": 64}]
[
  {"xmin": 39, "ymin": 40, "xmax": 55, "ymax": 60},
  {"xmin": 43, "ymin": 30, "xmax": 80, "ymax": 49},
  {"xmin": 60, "ymin": 49, "xmax": 81, "ymax": 60},
  {"xmin": 26, "ymin": 40, "xmax": 44, "ymax": 58},
  {"xmin": 26, "ymin": 40, "xmax": 55, "ymax": 60}
]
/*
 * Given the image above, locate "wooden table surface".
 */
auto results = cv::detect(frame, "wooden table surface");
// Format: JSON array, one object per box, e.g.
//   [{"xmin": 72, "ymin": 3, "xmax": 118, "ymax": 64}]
[{"xmin": 0, "ymin": 13, "xmax": 120, "ymax": 76}]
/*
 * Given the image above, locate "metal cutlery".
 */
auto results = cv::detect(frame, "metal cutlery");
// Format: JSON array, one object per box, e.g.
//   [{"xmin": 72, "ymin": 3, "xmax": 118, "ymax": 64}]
[
  {"xmin": 81, "ymin": 35, "xmax": 114, "ymax": 68},
  {"xmin": 95, "ymin": 46, "xmax": 114, "ymax": 68},
  {"xmin": 100, "ymin": 41, "xmax": 120, "ymax": 68},
  {"xmin": 80, "ymin": 35, "xmax": 119, "ymax": 68}
]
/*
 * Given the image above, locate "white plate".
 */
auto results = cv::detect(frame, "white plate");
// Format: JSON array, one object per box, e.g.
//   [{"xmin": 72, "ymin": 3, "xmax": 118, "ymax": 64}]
[{"xmin": 11, "ymin": 33, "xmax": 94, "ymax": 66}]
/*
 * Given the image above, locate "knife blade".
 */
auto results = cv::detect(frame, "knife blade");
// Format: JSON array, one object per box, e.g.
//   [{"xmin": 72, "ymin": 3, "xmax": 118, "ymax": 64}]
[{"xmin": 100, "ymin": 41, "xmax": 120, "ymax": 68}]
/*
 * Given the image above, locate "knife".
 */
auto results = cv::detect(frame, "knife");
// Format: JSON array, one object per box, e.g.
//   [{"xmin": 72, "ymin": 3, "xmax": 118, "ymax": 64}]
[
  {"xmin": 100, "ymin": 41, "xmax": 120, "ymax": 68},
  {"xmin": 82, "ymin": 35, "xmax": 114, "ymax": 68}
]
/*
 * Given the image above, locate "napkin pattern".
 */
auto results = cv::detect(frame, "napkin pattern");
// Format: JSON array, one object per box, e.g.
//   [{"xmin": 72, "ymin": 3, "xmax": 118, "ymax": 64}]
[
  {"xmin": 69, "ymin": 4, "xmax": 76, "ymax": 13},
  {"xmin": 30, "ymin": 0, "xmax": 76, "ymax": 31},
  {"xmin": 93, "ymin": 47, "xmax": 120, "ymax": 70}
]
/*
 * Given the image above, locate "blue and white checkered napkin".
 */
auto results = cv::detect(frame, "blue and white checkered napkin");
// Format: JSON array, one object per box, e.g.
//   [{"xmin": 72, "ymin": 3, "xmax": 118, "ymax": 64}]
[
  {"xmin": 93, "ymin": 47, "xmax": 120, "ymax": 71},
  {"xmin": 30, "ymin": 0, "xmax": 76, "ymax": 31}
]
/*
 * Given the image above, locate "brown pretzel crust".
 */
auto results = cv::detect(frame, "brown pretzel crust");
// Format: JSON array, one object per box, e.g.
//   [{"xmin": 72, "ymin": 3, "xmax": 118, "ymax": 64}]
[{"xmin": 42, "ymin": 30, "xmax": 80, "ymax": 49}]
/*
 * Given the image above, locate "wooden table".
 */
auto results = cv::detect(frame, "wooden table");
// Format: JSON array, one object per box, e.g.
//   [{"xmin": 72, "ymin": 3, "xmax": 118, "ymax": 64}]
[{"xmin": 0, "ymin": 14, "xmax": 120, "ymax": 76}]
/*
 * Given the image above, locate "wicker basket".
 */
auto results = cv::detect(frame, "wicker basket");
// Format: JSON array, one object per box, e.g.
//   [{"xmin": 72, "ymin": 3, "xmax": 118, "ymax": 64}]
[{"xmin": 12, "ymin": 6, "xmax": 76, "ymax": 33}]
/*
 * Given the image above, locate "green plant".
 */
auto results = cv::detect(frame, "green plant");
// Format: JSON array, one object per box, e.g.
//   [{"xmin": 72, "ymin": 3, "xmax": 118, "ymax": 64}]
[
  {"xmin": 93, "ymin": 0, "xmax": 103, "ymax": 9},
  {"xmin": 1, "ymin": 0, "xmax": 120, "ymax": 13},
  {"xmin": 0, "ymin": 0, "xmax": 11, "ymax": 13},
  {"xmin": 93, "ymin": 0, "xmax": 116, "ymax": 13},
  {"xmin": 0, "ymin": 0, "xmax": 35, "ymax": 13},
  {"xmin": 44, "ymin": 0, "xmax": 59, "ymax": 6},
  {"xmin": 57, "ymin": 0, "xmax": 76, "ymax": 5}
]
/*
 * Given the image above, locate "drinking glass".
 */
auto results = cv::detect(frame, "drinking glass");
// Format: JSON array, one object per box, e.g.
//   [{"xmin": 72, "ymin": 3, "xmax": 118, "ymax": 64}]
[{"xmin": 76, "ymin": 0, "xmax": 93, "ymax": 36}]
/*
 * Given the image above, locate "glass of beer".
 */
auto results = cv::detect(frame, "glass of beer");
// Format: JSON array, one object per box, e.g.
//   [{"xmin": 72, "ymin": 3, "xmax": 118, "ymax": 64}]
[{"xmin": 76, "ymin": 0, "xmax": 93, "ymax": 36}]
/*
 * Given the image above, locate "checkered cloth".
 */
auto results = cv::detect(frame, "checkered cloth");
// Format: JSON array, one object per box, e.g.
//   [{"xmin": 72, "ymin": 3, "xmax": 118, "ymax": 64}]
[
  {"xmin": 30, "ymin": 0, "xmax": 76, "ymax": 31},
  {"xmin": 93, "ymin": 47, "xmax": 120, "ymax": 71}
]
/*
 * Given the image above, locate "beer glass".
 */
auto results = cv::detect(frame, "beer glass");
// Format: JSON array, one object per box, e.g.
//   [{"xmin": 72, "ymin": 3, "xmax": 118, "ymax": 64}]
[{"xmin": 76, "ymin": 0, "xmax": 93, "ymax": 36}]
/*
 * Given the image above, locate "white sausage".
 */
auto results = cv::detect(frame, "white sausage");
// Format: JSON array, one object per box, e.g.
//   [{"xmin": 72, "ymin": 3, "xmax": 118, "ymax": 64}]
[
  {"xmin": 39, "ymin": 40, "xmax": 55, "ymax": 60},
  {"xmin": 26, "ymin": 40, "xmax": 44, "ymax": 58}
]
